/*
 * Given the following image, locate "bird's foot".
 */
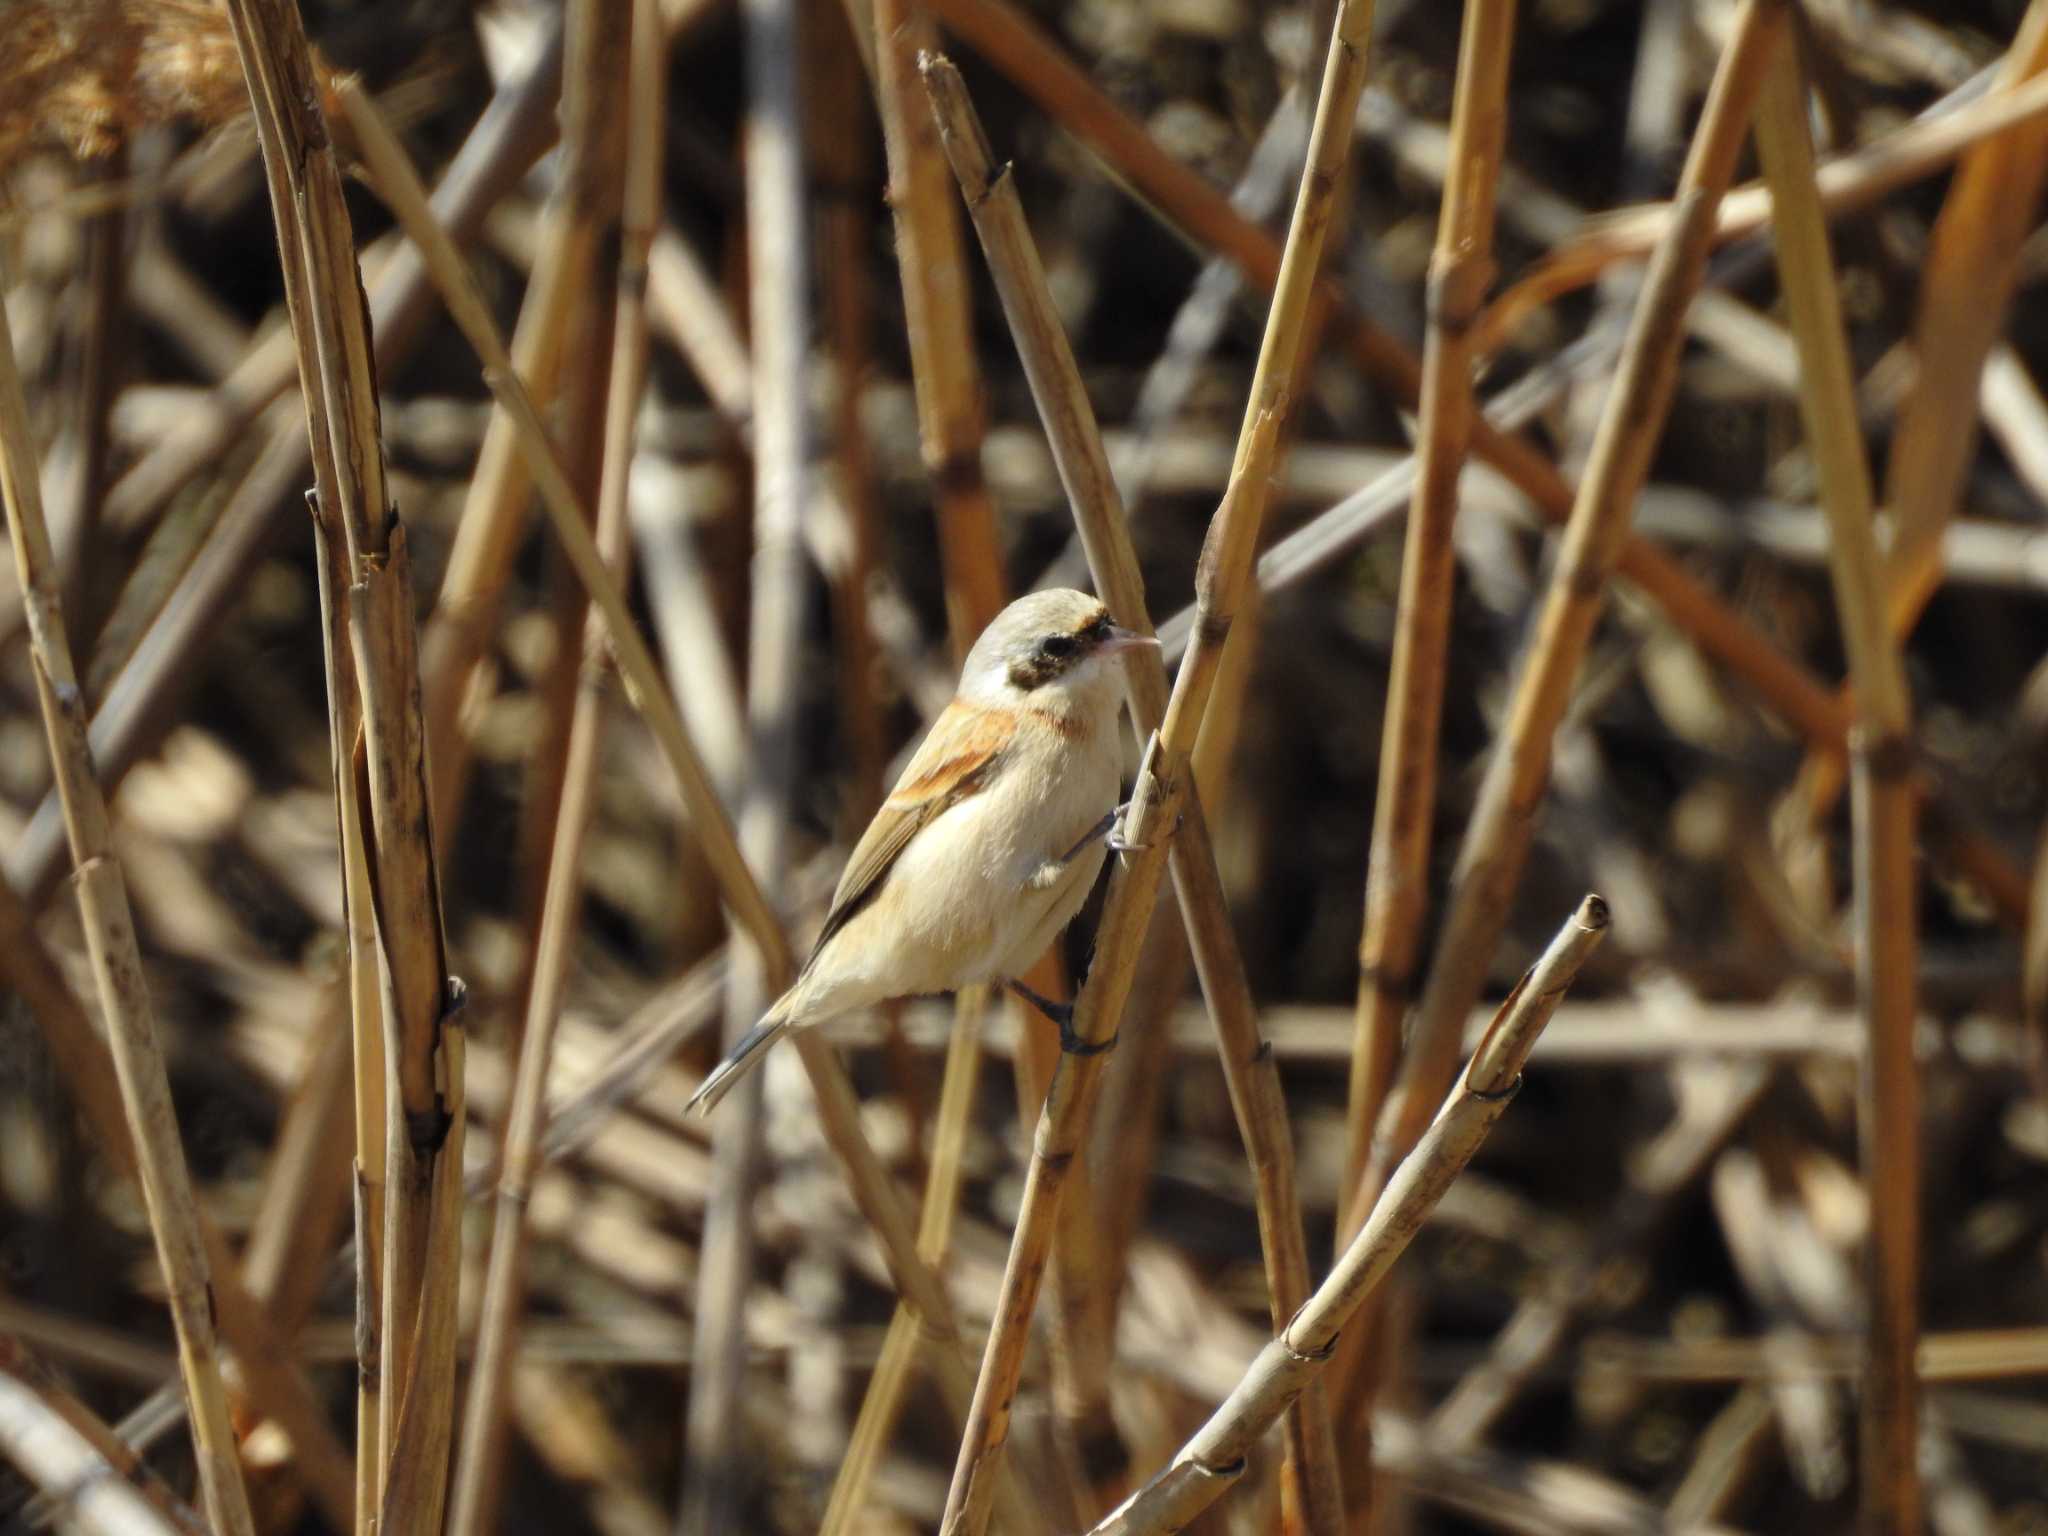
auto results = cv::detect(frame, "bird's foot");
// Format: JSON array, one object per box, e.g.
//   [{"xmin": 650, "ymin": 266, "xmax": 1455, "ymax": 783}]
[
  {"xmin": 1006, "ymin": 979, "xmax": 1118, "ymax": 1057},
  {"xmin": 1059, "ymin": 808, "xmax": 1118, "ymax": 865},
  {"xmin": 1108, "ymin": 799, "xmax": 1180, "ymax": 855}
]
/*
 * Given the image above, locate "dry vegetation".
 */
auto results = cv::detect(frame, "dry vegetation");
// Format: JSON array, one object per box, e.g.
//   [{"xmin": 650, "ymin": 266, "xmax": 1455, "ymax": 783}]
[{"xmin": 2, "ymin": 0, "xmax": 2047, "ymax": 1533}]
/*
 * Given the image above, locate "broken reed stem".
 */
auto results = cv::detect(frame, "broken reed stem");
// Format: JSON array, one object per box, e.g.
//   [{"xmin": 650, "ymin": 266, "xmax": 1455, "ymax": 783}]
[
  {"xmin": 219, "ymin": 0, "xmax": 464, "ymax": 1524},
  {"xmin": 447, "ymin": 2, "xmax": 661, "ymax": 1531},
  {"xmin": 1092, "ymin": 898, "xmax": 1610, "ymax": 1536},
  {"xmin": 1343, "ymin": 0, "xmax": 1518, "ymax": 1239},
  {"xmin": 1355, "ymin": 0, "xmax": 1786, "ymax": 1236},
  {"xmin": 907, "ymin": 0, "xmax": 2048, "ymax": 934},
  {"xmin": 924, "ymin": 0, "xmax": 1376, "ymax": 1518},
  {"xmin": 681, "ymin": 0, "xmax": 810, "ymax": 1524},
  {"xmin": 0, "ymin": 299, "xmax": 256, "ymax": 1536},
  {"xmin": 1751, "ymin": 47, "xmax": 1922, "ymax": 1534}
]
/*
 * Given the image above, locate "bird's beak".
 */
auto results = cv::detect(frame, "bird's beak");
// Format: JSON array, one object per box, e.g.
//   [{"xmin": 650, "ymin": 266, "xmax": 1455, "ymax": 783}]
[{"xmin": 1099, "ymin": 624, "xmax": 1161, "ymax": 658}]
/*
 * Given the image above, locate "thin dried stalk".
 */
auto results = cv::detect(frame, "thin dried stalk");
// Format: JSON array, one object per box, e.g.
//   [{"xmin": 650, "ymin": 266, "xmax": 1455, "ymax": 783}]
[
  {"xmin": 1342, "ymin": 0, "xmax": 1518, "ymax": 1239},
  {"xmin": 1355, "ymin": 0, "xmax": 1786, "ymax": 1230},
  {"xmin": 1751, "ymin": 46, "xmax": 1922, "ymax": 1534},
  {"xmin": 1091, "ymin": 898, "xmax": 1610, "ymax": 1536},
  {"xmin": 924, "ymin": 0, "xmax": 1376, "ymax": 1514},
  {"xmin": 447, "ymin": 2, "xmax": 659, "ymax": 1531},
  {"xmin": 0, "ymin": 284, "xmax": 255, "ymax": 1536},
  {"xmin": 218, "ymin": 1, "xmax": 464, "ymax": 1525}
]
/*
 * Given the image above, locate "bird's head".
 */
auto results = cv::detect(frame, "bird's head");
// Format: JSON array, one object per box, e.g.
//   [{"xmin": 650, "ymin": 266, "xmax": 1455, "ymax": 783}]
[{"xmin": 958, "ymin": 588, "xmax": 1157, "ymax": 716}]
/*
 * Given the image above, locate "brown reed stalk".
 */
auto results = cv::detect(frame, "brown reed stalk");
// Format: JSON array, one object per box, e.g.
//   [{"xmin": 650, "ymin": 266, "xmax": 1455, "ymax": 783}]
[
  {"xmin": 1751, "ymin": 44, "xmax": 1923, "ymax": 1533},
  {"xmin": 1342, "ymin": 0, "xmax": 1518, "ymax": 1244},
  {"xmin": 680, "ymin": 0, "xmax": 813, "ymax": 1523},
  {"xmin": 911, "ymin": 0, "xmax": 2043, "ymax": 936},
  {"xmin": 1474, "ymin": 54, "xmax": 2048, "ymax": 362},
  {"xmin": 0, "ymin": 292, "xmax": 256, "ymax": 1536},
  {"xmin": 446, "ymin": 4, "xmax": 660, "ymax": 1532},
  {"xmin": 217, "ymin": 1, "xmax": 465, "ymax": 1526},
  {"xmin": 923, "ymin": 0, "xmax": 1377, "ymax": 1513},
  {"xmin": 1090, "ymin": 897, "xmax": 1609, "ymax": 1536},
  {"xmin": 1353, "ymin": 0, "xmax": 1786, "ymax": 1240}
]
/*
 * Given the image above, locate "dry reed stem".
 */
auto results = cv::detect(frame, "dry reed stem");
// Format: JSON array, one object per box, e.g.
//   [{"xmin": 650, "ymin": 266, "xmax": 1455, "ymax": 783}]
[
  {"xmin": 872, "ymin": 0, "xmax": 1006, "ymax": 659},
  {"xmin": 1355, "ymin": 0, "xmax": 1786, "ymax": 1238},
  {"xmin": 924, "ymin": 0, "xmax": 1377, "ymax": 1513},
  {"xmin": 911, "ymin": 0, "xmax": 2040, "ymax": 932},
  {"xmin": 681, "ymin": 0, "xmax": 811, "ymax": 1522},
  {"xmin": 1091, "ymin": 897, "xmax": 1610, "ymax": 1535},
  {"xmin": 1342, "ymin": 0, "xmax": 1518, "ymax": 1238},
  {"xmin": 218, "ymin": 0, "xmax": 464, "ymax": 1523},
  {"xmin": 1472, "ymin": 57, "xmax": 2048, "ymax": 361},
  {"xmin": 1752, "ymin": 46, "xmax": 1922, "ymax": 1533},
  {"xmin": 647, "ymin": 224, "xmax": 755, "ymax": 430},
  {"xmin": 0, "ymin": 284, "xmax": 255, "ymax": 1536},
  {"xmin": 4, "ymin": 24, "xmax": 564, "ymax": 909},
  {"xmin": 446, "ymin": 3, "xmax": 659, "ymax": 1531}
]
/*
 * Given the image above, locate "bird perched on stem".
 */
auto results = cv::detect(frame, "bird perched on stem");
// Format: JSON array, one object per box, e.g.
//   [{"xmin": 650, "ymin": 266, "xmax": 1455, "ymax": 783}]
[{"xmin": 688, "ymin": 588, "xmax": 1156, "ymax": 1114}]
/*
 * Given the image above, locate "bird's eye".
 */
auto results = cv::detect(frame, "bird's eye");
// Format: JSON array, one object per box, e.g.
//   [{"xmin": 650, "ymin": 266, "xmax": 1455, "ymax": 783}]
[{"xmin": 1040, "ymin": 634, "xmax": 1078, "ymax": 660}]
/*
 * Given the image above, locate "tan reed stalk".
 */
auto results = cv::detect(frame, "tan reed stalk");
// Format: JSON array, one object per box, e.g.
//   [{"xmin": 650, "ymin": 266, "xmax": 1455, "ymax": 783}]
[
  {"xmin": 4, "ymin": 26, "xmax": 566, "ymax": 911},
  {"xmin": 0, "ymin": 881, "xmax": 358, "ymax": 1529},
  {"xmin": 218, "ymin": 1, "xmax": 465, "ymax": 1525},
  {"xmin": 907, "ymin": 0, "xmax": 2047, "ymax": 934},
  {"xmin": 1352, "ymin": 0, "xmax": 1786, "ymax": 1239},
  {"xmin": 647, "ymin": 223, "xmax": 756, "ymax": 430},
  {"xmin": 447, "ymin": 4, "xmax": 660, "ymax": 1532},
  {"xmin": 1751, "ymin": 46, "xmax": 1923, "ymax": 1534},
  {"xmin": 923, "ymin": 0, "xmax": 1378, "ymax": 1514},
  {"xmin": 1342, "ymin": 0, "xmax": 1519, "ymax": 1243},
  {"xmin": 1475, "ymin": 40, "xmax": 2048, "ymax": 363},
  {"xmin": 680, "ymin": 0, "xmax": 813, "ymax": 1523},
  {"xmin": 239, "ymin": 995, "xmax": 353, "ymax": 1330},
  {"xmin": 871, "ymin": 0, "xmax": 1006, "ymax": 658},
  {"xmin": 0, "ymin": 298, "xmax": 255, "ymax": 1536},
  {"xmin": 1089, "ymin": 897, "xmax": 1610, "ymax": 1536}
]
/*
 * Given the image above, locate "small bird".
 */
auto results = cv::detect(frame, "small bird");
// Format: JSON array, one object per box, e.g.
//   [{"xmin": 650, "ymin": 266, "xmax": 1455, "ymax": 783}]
[{"xmin": 688, "ymin": 588, "xmax": 1156, "ymax": 1114}]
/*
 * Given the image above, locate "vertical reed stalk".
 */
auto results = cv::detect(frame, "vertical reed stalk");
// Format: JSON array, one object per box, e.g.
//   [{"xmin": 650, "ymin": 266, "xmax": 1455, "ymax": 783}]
[
  {"xmin": 0, "ymin": 281, "xmax": 256, "ymax": 1536},
  {"xmin": 1343, "ymin": 0, "xmax": 1519, "ymax": 1235},
  {"xmin": 1751, "ymin": 46, "xmax": 1922, "ymax": 1534},
  {"xmin": 1090, "ymin": 899, "xmax": 1609, "ymax": 1536},
  {"xmin": 218, "ymin": 1, "xmax": 464, "ymax": 1525},
  {"xmin": 1352, "ymin": 0, "xmax": 1786, "ymax": 1241}
]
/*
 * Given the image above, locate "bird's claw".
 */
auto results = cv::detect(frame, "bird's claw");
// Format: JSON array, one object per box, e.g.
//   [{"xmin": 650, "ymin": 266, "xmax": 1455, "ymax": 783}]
[{"xmin": 1007, "ymin": 980, "xmax": 1117, "ymax": 1057}]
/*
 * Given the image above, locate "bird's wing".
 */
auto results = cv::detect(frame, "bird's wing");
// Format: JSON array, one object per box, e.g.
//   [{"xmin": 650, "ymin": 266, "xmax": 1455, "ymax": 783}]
[{"xmin": 805, "ymin": 699, "xmax": 1013, "ymax": 962}]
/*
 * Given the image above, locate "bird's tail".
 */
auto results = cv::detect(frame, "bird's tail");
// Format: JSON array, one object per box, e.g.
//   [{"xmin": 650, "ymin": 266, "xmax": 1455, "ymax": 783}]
[{"xmin": 686, "ymin": 999, "xmax": 794, "ymax": 1116}]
